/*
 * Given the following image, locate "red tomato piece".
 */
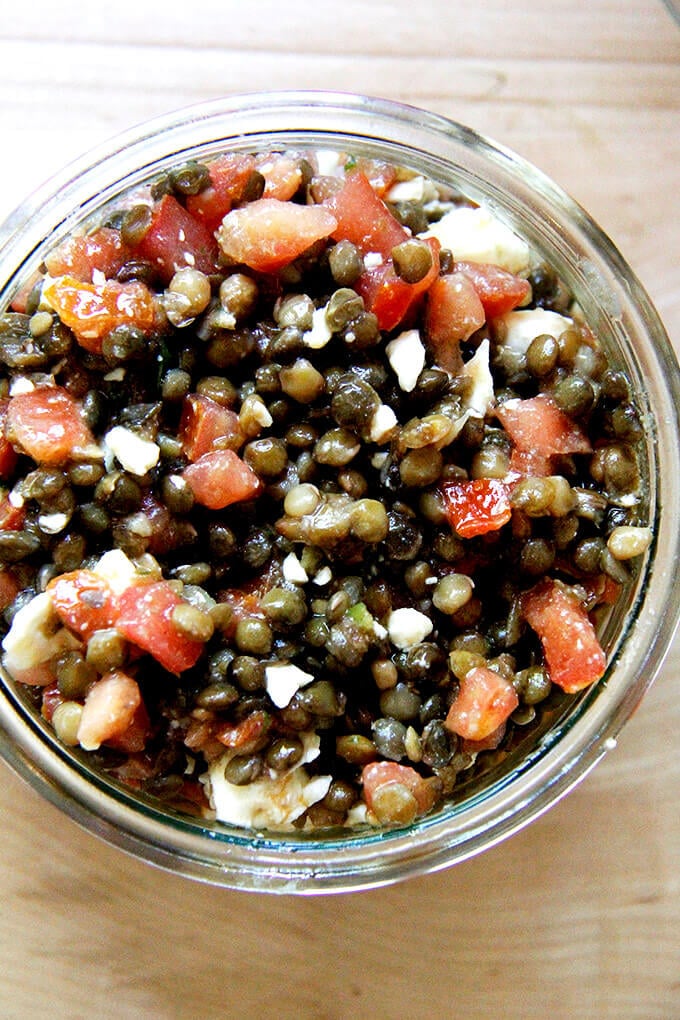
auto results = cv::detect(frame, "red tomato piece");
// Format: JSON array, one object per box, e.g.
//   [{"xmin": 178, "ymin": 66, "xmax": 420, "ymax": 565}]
[
  {"xmin": 215, "ymin": 710, "xmax": 272, "ymax": 752},
  {"xmin": 424, "ymin": 272, "xmax": 485, "ymax": 372},
  {"xmin": 361, "ymin": 761, "xmax": 437, "ymax": 818},
  {"xmin": 182, "ymin": 448, "xmax": 263, "ymax": 510},
  {"xmin": 77, "ymin": 671, "xmax": 143, "ymax": 751},
  {"xmin": 258, "ymin": 154, "xmax": 304, "ymax": 201},
  {"xmin": 48, "ymin": 569, "xmax": 119, "ymax": 641},
  {"xmin": 6, "ymin": 386, "xmax": 95, "ymax": 465},
  {"xmin": 445, "ymin": 666, "xmax": 519, "ymax": 741},
  {"xmin": 441, "ymin": 478, "xmax": 512, "ymax": 539},
  {"xmin": 185, "ymin": 153, "xmax": 257, "ymax": 231},
  {"xmin": 325, "ymin": 171, "xmax": 408, "ymax": 255},
  {"xmin": 455, "ymin": 260, "xmax": 531, "ymax": 318},
  {"xmin": 216, "ymin": 198, "xmax": 337, "ymax": 274},
  {"xmin": 116, "ymin": 582, "xmax": 205, "ymax": 674},
  {"xmin": 0, "ymin": 494, "xmax": 25, "ymax": 531},
  {"xmin": 41, "ymin": 682, "xmax": 64, "ymax": 723},
  {"xmin": 0, "ymin": 399, "xmax": 18, "ymax": 479},
  {"xmin": 351, "ymin": 158, "xmax": 398, "ymax": 197},
  {"xmin": 44, "ymin": 227, "xmax": 130, "ymax": 282},
  {"xmin": 0, "ymin": 568, "xmax": 21, "ymax": 611},
  {"xmin": 42, "ymin": 275, "xmax": 157, "ymax": 353},
  {"xmin": 357, "ymin": 238, "xmax": 440, "ymax": 332},
  {"xmin": 9, "ymin": 272, "xmax": 41, "ymax": 314},
  {"xmin": 507, "ymin": 447, "xmax": 554, "ymax": 479},
  {"xmin": 179, "ymin": 393, "xmax": 243, "ymax": 461},
  {"xmin": 136, "ymin": 194, "xmax": 219, "ymax": 282},
  {"xmin": 521, "ymin": 579, "xmax": 607, "ymax": 693},
  {"xmin": 496, "ymin": 395, "xmax": 592, "ymax": 457},
  {"xmin": 105, "ymin": 700, "xmax": 151, "ymax": 753}
]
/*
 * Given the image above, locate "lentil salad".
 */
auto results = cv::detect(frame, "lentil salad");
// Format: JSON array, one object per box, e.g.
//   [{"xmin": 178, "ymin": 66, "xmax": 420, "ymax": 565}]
[{"xmin": 0, "ymin": 148, "xmax": 651, "ymax": 832}]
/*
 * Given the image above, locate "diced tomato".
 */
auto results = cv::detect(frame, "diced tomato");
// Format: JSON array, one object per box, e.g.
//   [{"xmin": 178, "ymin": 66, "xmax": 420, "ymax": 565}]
[
  {"xmin": 185, "ymin": 153, "xmax": 257, "ymax": 231},
  {"xmin": 215, "ymin": 710, "xmax": 272, "ymax": 752},
  {"xmin": 0, "ymin": 568, "xmax": 20, "ymax": 611},
  {"xmin": 0, "ymin": 494, "xmax": 25, "ymax": 531},
  {"xmin": 179, "ymin": 393, "xmax": 243, "ymax": 461},
  {"xmin": 216, "ymin": 198, "xmax": 337, "ymax": 274},
  {"xmin": 361, "ymin": 761, "xmax": 438, "ymax": 818},
  {"xmin": 445, "ymin": 666, "xmax": 519, "ymax": 741},
  {"xmin": 460, "ymin": 721, "xmax": 508, "ymax": 753},
  {"xmin": 507, "ymin": 447, "xmax": 554, "ymax": 479},
  {"xmin": 41, "ymin": 682, "xmax": 64, "ymax": 724},
  {"xmin": 258, "ymin": 154, "xmax": 303, "ymax": 201},
  {"xmin": 6, "ymin": 386, "xmax": 95, "ymax": 465},
  {"xmin": 325, "ymin": 171, "xmax": 407, "ymax": 255},
  {"xmin": 48, "ymin": 569, "xmax": 119, "ymax": 641},
  {"xmin": 116, "ymin": 582, "xmax": 205, "ymax": 674},
  {"xmin": 441, "ymin": 478, "xmax": 512, "ymax": 538},
  {"xmin": 135, "ymin": 194, "xmax": 219, "ymax": 282},
  {"xmin": 183, "ymin": 448, "xmax": 262, "ymax": 510},
  {"xmin": 0, "ymin": 399, "xmax": 18, "ymax": 479},
  {"xmin": 496, "ymin": 395, "xmax": 592, "ymax": 457},
  {"xmin": 77, "ymin": 671, "xmax": 144, "ymax": 751},
  {"xmin": 357, "ymin": 238, "xmax": 440, "ymax": 332},
  {"xmin": 424, "ymin": 272, "xmax": 485, "ymax": 372},
  {"xmin": 521, "ymin": 578, "xmax": 607, "ymax": 693},
  {"xmin": 217, "ymin": 563, "xmax": 278, "ymax": 638},
  {"xmin": 44, "ymin": 227, "xmax": 130, "ymax": 282},
  {"xmin": 105, "ymin": 700, "xmax": 151, "ymax": 753},
  {"xmin": 455, "ymin": 260, "xmax": 531, "ymax": 318},
  {"xmin": 351, "ymin": 158, "xmax": 398, "ymax": 197},
  {"xmin": 42, "ymin": 275, "xmax": 157, "ymax": 353}
]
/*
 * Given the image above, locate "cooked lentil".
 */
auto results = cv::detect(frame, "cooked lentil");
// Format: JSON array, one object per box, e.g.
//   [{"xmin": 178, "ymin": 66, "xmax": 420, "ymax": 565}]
[{"xmin": 0, "ymin": 145, "xmax": 651, "ymax": 833}]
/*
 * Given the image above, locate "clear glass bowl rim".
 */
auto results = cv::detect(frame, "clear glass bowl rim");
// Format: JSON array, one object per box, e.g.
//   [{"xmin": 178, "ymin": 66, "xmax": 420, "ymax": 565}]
[{"xmin": 0, "ymin": 90, "xmax": 679, "ymax": 894}]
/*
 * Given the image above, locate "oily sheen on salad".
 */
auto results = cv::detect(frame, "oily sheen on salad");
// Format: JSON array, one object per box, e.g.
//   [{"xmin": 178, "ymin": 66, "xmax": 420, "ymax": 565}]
[{"xmin": 0, "ymin": 149, "xmax": 651, "ymax": 831}]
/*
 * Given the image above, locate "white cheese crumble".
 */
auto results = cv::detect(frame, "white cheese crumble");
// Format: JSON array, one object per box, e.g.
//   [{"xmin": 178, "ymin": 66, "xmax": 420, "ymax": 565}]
[
  {"xmin": 385, "ymin": 176, "xmax": 426, "ymax": 203},
  {"xmin": 363, "ymin": 251, "xmax": 384, "ymax": 269},
  {"xmin": 282, "ymin": 552, "xmax": 308, "ymax": 584},
  {"xmin": 104, "ymin": 426, "xmax": 160, "ymax": 477},
  {"xmin": 315, "ymin": 150, "xmax": 344, "ymax": 177},
  {"xmin": 9, "ymin": 377, "xmax": 35, "ymax": 396},
  {"xmin": 312, "ymin": 566, "xmax": 332, "ymax": 586},
  {"xmin": 371, "ymin": 451, "xmax": 389, "ymax": 469},
  {"xmin": 461, "ymin": 338, "xmax": 494, "ymax": 419},
  {"xmin": 386, "ymin": 329, "xmax": 425, "ymax": 393},
  {"xmin": 207, "ymin": 732, "xmax": 330, "ymax": 830},
  {"xmin": 421, "ymin": 205, "xmax": 531, "ymax": 276},
  {"xmin": 303, "ymin": 304, "xmax": 333, "ymax": 349},
  {"xmin": 369, "ymin": 403, "xmax": 398, "ymax": 443},
  {"xmin": 103, "ymin": 367, "xmax": 126, "ymax": 382},
  {"xmin": 265, "ymin": 662, "xmax": 315, "ymax": 709},
  {"xmin": 93, "ymin": 549, "xmax": 139, "ymax": 595},
  {"xmin": 2, "ymin": 591, "xmax": 79, "ymax": 676},
  {"xmin": 387, "ymin": 607, "xmax": 434, "ymax": 650}
]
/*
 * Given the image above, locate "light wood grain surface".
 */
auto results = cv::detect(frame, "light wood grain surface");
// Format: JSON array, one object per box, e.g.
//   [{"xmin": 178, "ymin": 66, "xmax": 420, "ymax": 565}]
[{"xmin": 1, "ymin": 3, "xmax": 679, "ymax": 1018}]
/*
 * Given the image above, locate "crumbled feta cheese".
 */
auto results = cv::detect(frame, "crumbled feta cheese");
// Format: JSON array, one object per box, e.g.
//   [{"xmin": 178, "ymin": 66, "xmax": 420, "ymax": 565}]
[
  {"xmin": 38, "ymin": 511, "xmax": 70, "ymax": 535},
  {"xmin": 312, "ymin": 566, "xmax": 332, "ymax": 586},
  {"xmin": 315, "ymin": 150, "xmax": 344, "ymax": 177},
  {"xmin": 207, "ymin": 742, "xmax": 332, "ymax": 831},
  {"xmin": 103, "ymin": 367, "xmax": 126, "ymax": 382},
  {"xmin": 8, "ymin": 488, "xmax": 24, "ymax": 509},
  {"xmin": 369, "ymin": 403, "xmax": 398, "ymax": 443},
  {"xmin": 282, "ymin": 552, "xmax": 308, "ymax": 584},
  {"xmin": 265, "ymin": 662, "xmax": 315, "ymax": 709},
  {"xmin": 385, "ymin": 176, "xmax": 426, "ymax": 203},
  {"xmin": 461, "ymin": 338, "xmax": 494, "ymax": 419},
  {"xmin": 9, "ymin": 377, "xmax": 36, "ymax": 396},
  {"xmin": 373, "ymin": 620, "xmax": 388, "ymax": 640},
  {"xmin": 93, "ymin": 549, "xmax": 139, "ymax": 595},
  {"xmin": 371, "ymin": 451, "xmax": 389, "ymax": 469},
  {"xmin": 2, "ymin": 591, "xmax": 79, "ymax": 676},
  {"xmin": 363, "ymin": 251, "xmax": 383, "ymax": 269},
  {"xmin": 495, "ymin": 308, "xmax": 574, "ymax": 376},
  {"xmin": 104, "ymin": 426, "xmax": 160, "ymax": 477},
  {"xmin": 387, "ymin": 607, "xmax": 434, "ymax": 649},
  {"xmin": 421, "ymin": 205, "xmax": 531, "ymax": 276},
  {"xmin": 386, "ymin": 329, "xmax": 425, "ymax": 393},
  {"xmin": 303, "ymin": 304, "xmax": 333, "ymax": 349}
]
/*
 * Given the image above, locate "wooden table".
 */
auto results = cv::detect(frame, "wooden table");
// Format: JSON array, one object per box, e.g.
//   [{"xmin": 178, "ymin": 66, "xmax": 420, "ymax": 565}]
[{"xmin": 1, "ymin": 3, "xmax": 679, "ymax": 1017}]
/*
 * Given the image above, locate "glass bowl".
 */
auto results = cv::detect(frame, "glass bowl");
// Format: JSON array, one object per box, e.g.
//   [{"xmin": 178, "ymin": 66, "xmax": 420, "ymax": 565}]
[{"xmin": 0, "ymin": 91, "xmax": 678, "ymax": 894}]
